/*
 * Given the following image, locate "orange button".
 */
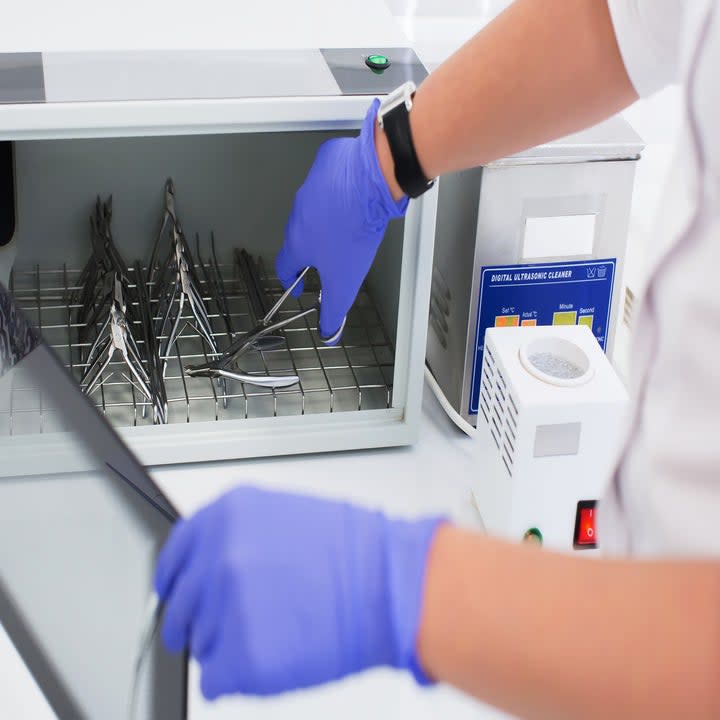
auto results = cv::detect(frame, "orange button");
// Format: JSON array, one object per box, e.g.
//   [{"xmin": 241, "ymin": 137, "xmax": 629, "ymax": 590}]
[
  {"xmin": 495, "ymin": 315, "xmax": 520, "ymax": 328},
  {"xmin": 574, "ymin": 501, "xmax": 597, "ymax": 549},
  {"xmin": 521, "ymin": 319, "xmax": 537, "ymax": 327}
]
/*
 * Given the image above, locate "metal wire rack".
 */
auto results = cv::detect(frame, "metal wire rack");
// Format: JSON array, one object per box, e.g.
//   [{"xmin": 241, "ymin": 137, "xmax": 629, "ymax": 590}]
[{"xmin": 6, "ymin": 258, "xmax": 395, "ymax": 430}]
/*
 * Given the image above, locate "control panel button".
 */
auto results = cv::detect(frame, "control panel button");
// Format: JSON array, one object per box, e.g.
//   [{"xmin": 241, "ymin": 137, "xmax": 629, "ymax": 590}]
[
  {"xmin": 523, "ymin": 527, "xmax": 543, "ymax": 546},
  {"xmin": 495, "ymin": 315, "xmax": 520, "ymax": 328},
  {"xmin": 365, "ymin": 54, "xmax": 391, "ymax": 71},
  {"xmin": 573, "ymin": 500, "xmax": 597, "ymax": 549},
  {"xmin": 552, "ymin": 310, "xmax": 578, "ymax": 326}
]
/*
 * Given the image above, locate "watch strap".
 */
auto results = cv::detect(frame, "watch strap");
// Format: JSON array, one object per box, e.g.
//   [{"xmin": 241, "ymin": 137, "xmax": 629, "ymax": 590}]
[{"xmin": 381, "ymin": 100, "xmax": 434, "ymax": 199}]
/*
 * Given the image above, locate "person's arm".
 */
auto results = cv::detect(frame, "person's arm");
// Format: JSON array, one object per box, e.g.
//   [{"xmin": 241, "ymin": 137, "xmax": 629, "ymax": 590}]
[
  {"xmin": 418, "ymin": 526, "xmax": 720, "ymax": 720},
  {"xmin": 377, "ymin": 0, "xmax": 638, "ymax": 199},
  {"xmin": 278, "ymin": 0, "xmax": 683, "ymax": 337},
  {"xmin": 277, "ymin": 0, "xmax": 640, "ymax": 336},
  {"xmin": 154, "ymin": 486, "xmax": 720, "ymax": 717}
]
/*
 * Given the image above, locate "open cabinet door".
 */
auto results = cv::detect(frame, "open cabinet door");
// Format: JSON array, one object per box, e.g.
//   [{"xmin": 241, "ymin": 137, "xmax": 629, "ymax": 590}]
[{"xmin": 0, "ymin": 282, "xmax": 187, "ymax": 720}]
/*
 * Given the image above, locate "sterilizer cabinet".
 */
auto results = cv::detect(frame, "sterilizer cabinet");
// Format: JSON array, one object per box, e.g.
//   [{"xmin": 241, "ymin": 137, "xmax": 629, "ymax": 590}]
[{"xmin": 0, "ymin": 47, "xmax": 437, "ymax": 467}]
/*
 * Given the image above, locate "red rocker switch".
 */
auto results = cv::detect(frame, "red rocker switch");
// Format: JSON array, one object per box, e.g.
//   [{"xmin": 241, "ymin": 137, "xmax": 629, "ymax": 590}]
[{"xmin": 573, "ymin": 500, "xmax": 597, "ymax": 549}]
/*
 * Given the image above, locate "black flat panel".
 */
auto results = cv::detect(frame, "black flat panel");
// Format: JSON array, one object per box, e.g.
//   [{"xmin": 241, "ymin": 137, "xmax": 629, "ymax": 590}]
[{"xmin": 0, "ymin": 142, "xmax": 15, "ymax": 247}]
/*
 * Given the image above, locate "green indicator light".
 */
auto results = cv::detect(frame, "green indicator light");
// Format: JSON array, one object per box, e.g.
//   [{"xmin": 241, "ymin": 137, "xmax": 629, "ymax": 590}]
[
  {"xmin": 523, "ymin": 528, "xmax": 543, "ymax": 546},
  {"xmin": 366, "ymin": 54, "xmax": 391, "ymax": 71}
]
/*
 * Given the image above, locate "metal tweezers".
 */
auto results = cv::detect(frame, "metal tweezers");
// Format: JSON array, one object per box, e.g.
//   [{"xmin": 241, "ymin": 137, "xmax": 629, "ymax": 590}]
[
  {"xmin": 149, "ymin": 180, "xmax": 222, "ymax": 380},
  {"xmin": 74, "ymin": 196, "xmax": 131, "ymax": 351},
  {"xmin": 81, "ymin": 275, "xmax": 166, "ymax": 424},
  {"xmin": 184, "ymin": 267, "xmax": 345, "ymax": 386},
  {"xmin": 156, "ymin": 226, "xmax": 220, "ymax": 370}
]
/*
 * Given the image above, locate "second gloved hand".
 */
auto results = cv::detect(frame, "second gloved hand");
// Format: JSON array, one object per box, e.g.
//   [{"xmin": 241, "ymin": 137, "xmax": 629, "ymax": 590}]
[
  {"xmin": 154, "ymin": 486, "xmax": 442, "ymax": 700},
  {"xmin": 276, "ymin": 99, "xmax": 408, "ymax": 343}
]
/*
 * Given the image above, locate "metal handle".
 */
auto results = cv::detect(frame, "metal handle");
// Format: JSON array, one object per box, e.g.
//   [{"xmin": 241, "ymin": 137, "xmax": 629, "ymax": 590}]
[{"xmin": 262, "ymin": 266, "xmax": 310, "ymax": 325}]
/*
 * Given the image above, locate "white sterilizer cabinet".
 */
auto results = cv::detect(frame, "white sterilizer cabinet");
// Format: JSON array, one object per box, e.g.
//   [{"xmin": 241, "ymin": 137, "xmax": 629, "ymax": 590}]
[{"xmin": 0, "ymin": 41, "xmax": 439, "ymax": 466}]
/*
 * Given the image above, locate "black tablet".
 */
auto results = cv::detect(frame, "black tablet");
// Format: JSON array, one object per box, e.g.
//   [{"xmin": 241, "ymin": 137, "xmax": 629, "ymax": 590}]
[{"xmin": 0, "ymin": 281, "xmax": 186, "ymax": 720}]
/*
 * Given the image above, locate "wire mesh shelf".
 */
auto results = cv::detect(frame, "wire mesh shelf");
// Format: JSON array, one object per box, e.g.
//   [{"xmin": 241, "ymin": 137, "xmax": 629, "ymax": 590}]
[{"xmin": 6, "ymin": 259, "xmax": 395, "ymax": 431}]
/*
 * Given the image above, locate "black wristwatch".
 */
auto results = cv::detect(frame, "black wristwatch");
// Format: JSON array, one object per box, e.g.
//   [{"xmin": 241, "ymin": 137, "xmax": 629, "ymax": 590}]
[{"xmin": 377, "ymin": 82, "xmax": 434, "ymax": 199}]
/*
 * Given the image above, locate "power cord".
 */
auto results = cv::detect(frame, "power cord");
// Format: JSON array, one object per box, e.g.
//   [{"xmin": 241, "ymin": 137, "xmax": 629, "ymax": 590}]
[
  {"xmin": 424, "ymin": 363, "xmax": 487, "ymax": 532},
  {"xmin": 424, "ymin": 362, "xmax": 477, "ymax": 437}
]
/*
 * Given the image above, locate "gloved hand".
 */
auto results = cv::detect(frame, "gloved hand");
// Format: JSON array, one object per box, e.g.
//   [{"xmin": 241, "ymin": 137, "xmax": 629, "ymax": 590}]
[
  {"xmin": 276, "ymin": 99, "xmax": 408, "ymax": 343},
  {"xmin": 154, "ymin": 486, "xmax": 443, "ymax": 700}
]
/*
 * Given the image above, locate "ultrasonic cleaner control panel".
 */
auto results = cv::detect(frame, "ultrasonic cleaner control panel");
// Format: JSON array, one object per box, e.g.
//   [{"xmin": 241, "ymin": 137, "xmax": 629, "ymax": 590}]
[{"xmin": 469, "ymin": 258, "xmax": 616, "ymax": 415}]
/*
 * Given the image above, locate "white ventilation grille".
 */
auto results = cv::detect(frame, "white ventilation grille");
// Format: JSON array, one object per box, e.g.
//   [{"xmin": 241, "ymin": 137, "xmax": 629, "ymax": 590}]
[
  {"xmin": 429, "ymin": 265, "xmax": 451, "ymax": 349},
  {"xmin": 503, "ymin": 392, "xmax": 518, "ymax": 477},
  {"xmin": 479, "ymin": 347, "xmax": 495, "ymax": 426},
  {"xmin": 479, "ymin": 347, "xmax": 518, "ymax": 477},
  {"xmin": 622, "ymin": 286, "xmax": 635, "ymax": 327}
]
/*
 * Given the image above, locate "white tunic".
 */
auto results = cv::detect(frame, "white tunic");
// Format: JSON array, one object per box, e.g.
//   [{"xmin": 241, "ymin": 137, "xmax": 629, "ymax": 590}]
[{"xmin": 601, "ymin": 0, "xmax": 720, "ymax": 555}]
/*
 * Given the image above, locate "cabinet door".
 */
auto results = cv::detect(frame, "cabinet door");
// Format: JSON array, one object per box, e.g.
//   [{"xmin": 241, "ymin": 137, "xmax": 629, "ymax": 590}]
[{"xmin": 0, "ymin": 282, "xmax": 186, "ymax": 720}]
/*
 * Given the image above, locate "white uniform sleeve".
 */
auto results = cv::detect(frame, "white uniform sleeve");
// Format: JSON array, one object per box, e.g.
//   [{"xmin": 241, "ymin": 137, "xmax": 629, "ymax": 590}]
[{"xmin": 606, "ymin": 0, "xmax": 685, "ymax": 97}]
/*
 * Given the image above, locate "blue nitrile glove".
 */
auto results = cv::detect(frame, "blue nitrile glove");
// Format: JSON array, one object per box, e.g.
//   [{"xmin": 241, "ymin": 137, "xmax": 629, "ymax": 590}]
[
  {"xmin": 276, "ymin": 99, "xmax": 408, "ymax": 343},
  {"xmin": 154, "ymin": 486, "xmax": 443, "ymax": 700}
]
